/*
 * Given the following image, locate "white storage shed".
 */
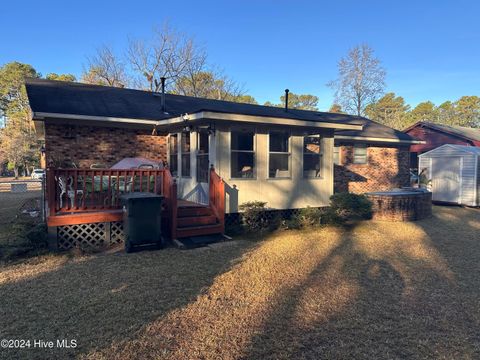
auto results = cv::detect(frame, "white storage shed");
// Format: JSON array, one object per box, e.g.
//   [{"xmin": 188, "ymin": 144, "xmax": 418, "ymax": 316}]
[{"xmin": 418, "ymin": 144, "xmax": 480, "ymax": 206}]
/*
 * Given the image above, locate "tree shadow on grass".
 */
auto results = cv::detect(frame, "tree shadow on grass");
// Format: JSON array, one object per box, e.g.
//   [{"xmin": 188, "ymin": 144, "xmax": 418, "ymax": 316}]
[
  {"xmin": 0, "ymin": 241, "xmax": 256, "ymax": 359},
  {"xmin": 242, "ymin": 216, "xmax": 480, "ymax": 359}
]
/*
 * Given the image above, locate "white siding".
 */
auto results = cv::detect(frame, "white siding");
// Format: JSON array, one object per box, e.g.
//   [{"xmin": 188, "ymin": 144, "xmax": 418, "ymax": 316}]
[{"xmin": 419, "ymin": 145, "xmax": 479, "ymax": 206}]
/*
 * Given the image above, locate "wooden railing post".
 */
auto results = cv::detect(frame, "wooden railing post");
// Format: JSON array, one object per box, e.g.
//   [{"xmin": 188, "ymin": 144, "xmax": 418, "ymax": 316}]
[
  {"xmin": 171, "ymin": 179, "xmax": 178, "ymax": 240},
  {"xmin": 46, "ymin": 168, "xmax": 56, "ymax": 217}
]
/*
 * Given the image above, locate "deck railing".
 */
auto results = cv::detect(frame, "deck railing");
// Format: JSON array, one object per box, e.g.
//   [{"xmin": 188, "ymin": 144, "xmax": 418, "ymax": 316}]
[
  {"xmin": 46, "ymin": 168, "xmax": 176, "ymax": 216},
  {"xmin": 209, "ymin": 165, "xmax": 225, "ymax": 233}
]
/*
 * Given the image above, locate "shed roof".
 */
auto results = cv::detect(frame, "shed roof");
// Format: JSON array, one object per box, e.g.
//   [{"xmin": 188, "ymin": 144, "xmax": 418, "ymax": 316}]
[
  {"xmin": 419, "ymin": 144, "xmax": 480, "ymax": 157},
  {"xmin": 405, "ymin": 121, "xmax": 480, "ymax": 142}
]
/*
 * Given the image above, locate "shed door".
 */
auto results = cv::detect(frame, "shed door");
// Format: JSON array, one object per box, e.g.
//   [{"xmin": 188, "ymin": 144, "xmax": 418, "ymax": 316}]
[{"xmin": 431, "ymin": 157, "xmax": 461, "ymax": 203}]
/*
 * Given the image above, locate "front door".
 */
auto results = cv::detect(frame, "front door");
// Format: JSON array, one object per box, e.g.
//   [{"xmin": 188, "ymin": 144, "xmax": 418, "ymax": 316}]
[{"xmin": 431, "ymin": 157, "xmax": 461, "ymax": 203}]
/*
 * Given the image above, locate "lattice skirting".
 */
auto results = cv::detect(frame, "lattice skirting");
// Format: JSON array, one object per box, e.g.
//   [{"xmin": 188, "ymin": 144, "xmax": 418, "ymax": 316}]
[{"xmin": 56, "ymin": 221, "xmax": 125, "ymax": 250}]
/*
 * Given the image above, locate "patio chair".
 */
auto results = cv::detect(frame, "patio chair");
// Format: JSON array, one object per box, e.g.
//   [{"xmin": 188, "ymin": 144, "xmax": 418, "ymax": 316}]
[{"xmin": 58, "ymin": 176, "xmax": 84, "ymax": 208}]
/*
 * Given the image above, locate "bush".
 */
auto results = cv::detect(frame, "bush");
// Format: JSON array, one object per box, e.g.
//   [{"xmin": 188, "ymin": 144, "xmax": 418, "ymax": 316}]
[
  {"xmin": 325, "ymin": 193, "xmax": 372, "ymax": 224},
  {"xmin": 284, "ymin": 207, "xmax": 324, "ymax": 229},
  {"xmin": 238, "ymin": 201, "xmax": 281, "ymax": 234}
]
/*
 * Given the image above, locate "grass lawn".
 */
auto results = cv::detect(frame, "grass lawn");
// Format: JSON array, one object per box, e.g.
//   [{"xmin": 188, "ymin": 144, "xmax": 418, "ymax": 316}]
[{"xmin": 0, "ymin": 206, "xmax": 479, "ymax": 359}]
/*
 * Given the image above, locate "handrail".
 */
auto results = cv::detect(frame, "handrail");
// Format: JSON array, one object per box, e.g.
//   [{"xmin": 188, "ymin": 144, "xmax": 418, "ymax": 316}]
[
  {"xmin": 47, "ymin": 168, "xmax": 167, "ymax": 215},
  {"xmin": 162, "ymin": 169, "xmax": 177, "ymax": 240},
  {"xmin": 209, "ymin": 165, "xmax": 225, "ymax": 233}
]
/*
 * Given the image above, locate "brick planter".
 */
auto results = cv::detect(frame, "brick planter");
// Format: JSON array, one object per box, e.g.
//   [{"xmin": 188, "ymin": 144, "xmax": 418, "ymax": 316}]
[{"xmin": 366, "ymin": 190, "xmax": 432, "ymax": 221}]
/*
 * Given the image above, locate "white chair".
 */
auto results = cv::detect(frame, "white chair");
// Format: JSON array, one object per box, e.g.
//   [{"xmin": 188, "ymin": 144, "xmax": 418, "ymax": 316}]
[{"xmin": 58, "ymin": 176, "xmax": 84, "ymax": 208}]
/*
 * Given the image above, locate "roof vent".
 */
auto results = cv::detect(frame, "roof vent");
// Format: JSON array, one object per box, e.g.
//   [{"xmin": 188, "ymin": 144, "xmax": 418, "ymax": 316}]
[
  {"xmin": 154, "ymin": 77, "xmax": 167, "ymax": 113},
  {"xmin": 284, "ymin": 89, "xmax": 289, "ymax": 112}
]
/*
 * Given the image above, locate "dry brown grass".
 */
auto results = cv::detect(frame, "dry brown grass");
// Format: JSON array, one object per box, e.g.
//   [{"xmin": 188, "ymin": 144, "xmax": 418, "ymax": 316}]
[{"xmin": 1, "ymin": 205, "xmax": 479, "ymax": 359}]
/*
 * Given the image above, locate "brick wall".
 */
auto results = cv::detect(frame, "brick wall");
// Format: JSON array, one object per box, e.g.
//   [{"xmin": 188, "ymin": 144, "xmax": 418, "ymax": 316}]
[
  {"xmin": 45, "ymin": 123, "xmax": 167, "ymax": 168},
  {"xmin": 334, "ymin": 144, "xmax": 410, "ymax": 193}
]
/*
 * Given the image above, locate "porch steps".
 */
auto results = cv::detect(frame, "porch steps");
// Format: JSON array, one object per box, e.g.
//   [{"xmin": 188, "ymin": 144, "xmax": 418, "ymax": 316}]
[{"xmin": 175, "ymin": 202, "xmax": 223, "ymax": 239}]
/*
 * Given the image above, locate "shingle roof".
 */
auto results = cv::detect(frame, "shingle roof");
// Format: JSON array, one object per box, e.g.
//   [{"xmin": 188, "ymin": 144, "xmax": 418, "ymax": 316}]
[
  {"xmin": 419, "ymin": 144, "xmax": 480, "ymax": 156},
  {"xmin": 406, "ymin": 121, "xmax": 480, "ymax": 142},
  {"xmin": 335, "ymin": 117, "xmax": 417, "ymax": 142},
  {"xmin": 25, "ymin": 78, "xmax": 418, "ymax": 142}
]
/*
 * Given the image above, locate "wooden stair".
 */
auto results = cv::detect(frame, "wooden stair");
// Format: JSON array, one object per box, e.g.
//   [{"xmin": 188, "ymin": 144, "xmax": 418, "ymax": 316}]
[{"xmin": 175, "ymin": 202, "xmax": 223, "ymax": 239}]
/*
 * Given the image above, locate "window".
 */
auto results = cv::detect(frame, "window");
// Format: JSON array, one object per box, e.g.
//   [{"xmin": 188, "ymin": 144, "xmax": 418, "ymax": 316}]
[
  {"xmin": 181, "ymin": 132, "xmax": 191, "ymax": 177},
  {"xmin": 231, "ymin": 131, "xmax": 255, "ymax": 178},
  {"xmin": 303, "ymin": 135, "xmax": 322, "ymax": 178},
  {"xmin": 197, "ymin": 131, "xmax": 209, "ymax": 183},
  {"xmin": 269, "ymin": 131, "xmax": 290, "ymax": 178},
  {"xmin": 169, "ymin": 134, "xmax": 178, "ymax": 176},
  {"xmin": 353, "ymin": 144, "xmax": 367, "ymax": 164},
  {"xmin": 333, "ymin": 146, "xmax": 341, "ymax": 165}
]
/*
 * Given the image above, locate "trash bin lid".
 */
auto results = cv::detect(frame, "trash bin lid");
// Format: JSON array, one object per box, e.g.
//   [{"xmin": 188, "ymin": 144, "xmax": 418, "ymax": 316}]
[{"xmin": 120, "ymin": 192, "xmax": 164, "ymax": 200}]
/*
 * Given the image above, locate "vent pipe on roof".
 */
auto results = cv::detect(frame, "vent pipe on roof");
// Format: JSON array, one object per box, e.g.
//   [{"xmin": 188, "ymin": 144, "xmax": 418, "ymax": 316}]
[
  {"xmin": 160, "ymin": 77, "xmax": 166, "ymax": 113},
  {"xmin": 284, "ymin": 89, "xmax": 289, "ymax": 112}
]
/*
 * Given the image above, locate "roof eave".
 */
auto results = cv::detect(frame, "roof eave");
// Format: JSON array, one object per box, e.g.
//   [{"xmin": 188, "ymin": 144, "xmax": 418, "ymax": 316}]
[
  {"xmin": 33, "ymin": 110, "xmax": 364, "ymax": 131},
  {"xmin": 335, "ymin": 134, "xmax": 425, "ymax": 145},
  {"xmin": 168, "ymin": 111, "xmax": 363, "ymax": 130}
]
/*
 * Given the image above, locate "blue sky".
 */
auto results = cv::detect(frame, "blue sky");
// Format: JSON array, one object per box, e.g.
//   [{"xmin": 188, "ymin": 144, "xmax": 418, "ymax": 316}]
[{"xmin": 1, "ymin": 0, "xmax": 479, "ymax": 111}]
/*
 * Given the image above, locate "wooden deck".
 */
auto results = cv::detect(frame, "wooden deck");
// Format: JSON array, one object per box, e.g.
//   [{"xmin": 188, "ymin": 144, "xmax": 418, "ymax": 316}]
[{"xmin": 46, "ymin": 167, "xmax": 225, "ymax": 241}]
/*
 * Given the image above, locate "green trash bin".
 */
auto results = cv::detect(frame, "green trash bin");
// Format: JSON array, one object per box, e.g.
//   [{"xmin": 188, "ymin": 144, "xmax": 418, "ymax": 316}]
[{"xmin": 120, "ymin": 192, "xmax": 164, "ymax": 253}]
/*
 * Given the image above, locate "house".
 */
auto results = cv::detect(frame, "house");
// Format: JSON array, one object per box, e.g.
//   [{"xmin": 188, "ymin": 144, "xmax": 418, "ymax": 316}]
[
  {"xmin": 25, "ymin": 78, "xmax": 421, "ymax": 248},
  {"xmin": 404, "ymin": 121, "xmax": 480, "ymax": 169},
  {"xmin": 333, "ymin": 119, "xmax": 423, "ymax": 193},
  {"xmin": 418, "ymin": 144, "xmax": 480, "ymax": 206}
]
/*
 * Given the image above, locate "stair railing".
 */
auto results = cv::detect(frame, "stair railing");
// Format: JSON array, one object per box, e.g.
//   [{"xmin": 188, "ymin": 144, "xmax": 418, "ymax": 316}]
[
  {"xmin": 209, "ymin": 165, "xmax": 225, "ymax": 233},
  {"xmin": 162, "ymin": 169, "xmax": 177, "ymax": 240}
]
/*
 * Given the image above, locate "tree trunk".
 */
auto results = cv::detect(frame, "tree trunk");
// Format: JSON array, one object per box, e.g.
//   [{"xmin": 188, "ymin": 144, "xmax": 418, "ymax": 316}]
[{"xmin": 14, "ymin": 167, "xmax": 19, "ymax": 179}]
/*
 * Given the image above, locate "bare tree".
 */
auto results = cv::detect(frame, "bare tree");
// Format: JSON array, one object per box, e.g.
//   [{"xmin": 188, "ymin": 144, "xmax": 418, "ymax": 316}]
[
  {"xmin": 82, "ymin": 45, "xmax": 129, "ymax": 87},
  {"xmin": 127, "ymin": 24, "xmax": 206, "ymax": 92},
  {"xmin": 173, "ymin": 67, "xmax": 245, "ymax": 101},
  {"xmin": 328, "ymin": 44, "xmax": 386, "ymax": 116}
]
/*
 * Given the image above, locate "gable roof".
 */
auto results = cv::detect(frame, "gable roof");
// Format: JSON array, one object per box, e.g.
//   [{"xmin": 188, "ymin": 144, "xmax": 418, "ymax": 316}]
[
  {"xmin": 334, "ymin": 117, "xmax": 420, "ymax": 143},
  {"xmin": 419, "ymin": 143, "xmax": 480, "ymax": 157},
  {"xmin": 25, "ymin": 78, "xmax": 420, "ymax": 143},
  {"xmin": 404, "ymin": 121, "xmax": 480, "ymax": 142}
]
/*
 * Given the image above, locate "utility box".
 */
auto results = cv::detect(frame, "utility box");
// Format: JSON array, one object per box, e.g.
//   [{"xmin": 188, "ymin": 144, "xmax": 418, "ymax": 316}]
[{"xmin": 120, "ymin": 192, "xmax": 164, "ymax": 253}]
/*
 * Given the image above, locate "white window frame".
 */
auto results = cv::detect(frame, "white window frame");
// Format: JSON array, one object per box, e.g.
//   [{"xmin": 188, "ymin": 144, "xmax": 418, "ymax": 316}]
[
  {"xmin": 196, "ymin": 131, "xmax": 209, "ymax": 183},
  {"xmin": 353, "ymin": 144, "xmax": 368, "ymax": 164},
  {"xmin": 268, "ymin": 130, "xmax": 291, "ymax": 179},
  {"xmin": 303, "ymin": 134, "xmax": 323, "ymax": 178},
  {"xmin": 168, "ymin": 134, "xmax": 178, "ymax": 176},
  {"xmin": 333, "ymin": 146, "xmax": 341, "ymax": 165},
  {"xmin": 230, "ymin": 129, "xmax": 256, "ymax": 179},
  {"xmin": 181, "ymin": 131, "xmax": 191, "ymax": 178}
]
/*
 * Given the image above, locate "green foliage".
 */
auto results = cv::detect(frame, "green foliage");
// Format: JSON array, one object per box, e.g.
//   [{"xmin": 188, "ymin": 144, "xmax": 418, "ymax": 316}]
[
  {"xmin": 365, "ymin": 92, "xmax": 410, "ymax": 129},
  {"xmin": 238, "ymin": 201, "xmax": 281, "ymax": 234},
  {"xmin": 284, "ymin": 206, "xmax": 324, "ymax": 229},
  {"xmin": 45, "ymin": 73, "xmax": 76, "ymax": 82},
  {"xmin": 265, "ymin": 92, "xmax": 319, "ymax": 111},
  {"xmin": 0, "ymin": 62, "xmax": 41, "ymax": 176},
  {"xmin": 366, "ymin": 95, "xmax": 480, "ymax": 129},
  {"xmin": 325, "ymin": 193, "xmax": 373, "ymax": 223}
]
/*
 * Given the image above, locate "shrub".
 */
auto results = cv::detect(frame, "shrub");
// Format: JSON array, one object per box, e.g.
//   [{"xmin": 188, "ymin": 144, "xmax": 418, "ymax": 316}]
[
  {"xmin": 284, "ymin": 206, "xmax": 324, "ymax": 229},
  {"xmin": 238, "ymin": 201, "xmax": 281, "ymax": 234},
  {"xmin": 325, "ymin": 193, "xmax": 372, "ymax": 224}
]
